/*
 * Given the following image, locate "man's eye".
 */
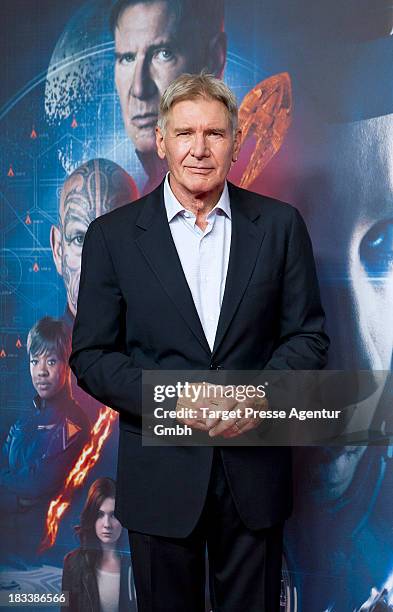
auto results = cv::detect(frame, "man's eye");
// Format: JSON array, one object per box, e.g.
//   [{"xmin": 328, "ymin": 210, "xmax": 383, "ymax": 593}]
[
  {"xmin": 30, "ymin": 359, "xmax": 38, "ymax": 366},
  {"xmin": 155, "ymin": 48, "xmax": 174, "ymax": 62},
  {"xmin": 71, "ymin": 234, "xmax": 85, "ymax": 246},
  {"xmin": 118, "ymin": 53, "xmax": 134, "ymax": 65},
  {"xmin": 47, "ymin": 359, "xmax": 56, "ymax": 366},
  {"xmin": 360, "ymin": 219, "xmax": 393, "ymax": 277}
]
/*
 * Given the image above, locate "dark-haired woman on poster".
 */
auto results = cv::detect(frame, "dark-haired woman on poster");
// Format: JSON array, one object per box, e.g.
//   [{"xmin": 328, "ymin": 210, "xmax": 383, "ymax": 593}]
[{"xmin": 61, "ymin": 477, "xmax": 137, "ymax": 612}]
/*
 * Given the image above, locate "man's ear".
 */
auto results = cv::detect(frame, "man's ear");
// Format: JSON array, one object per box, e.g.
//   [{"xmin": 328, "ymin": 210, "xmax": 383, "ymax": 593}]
[
  {"xmin": 232, "ymin": 128, "xmax": 242, "ymax": 163},
  {"xmin": 155, "ymin": 126, "xmax": 166, "ymax": 160},
  {"xmin": 50, "ymin": 225, "xmax": 63, "ymax": 276},
  {"xmin": 206, "ymin": 31, "xmax": 227, "ymax": 78}
]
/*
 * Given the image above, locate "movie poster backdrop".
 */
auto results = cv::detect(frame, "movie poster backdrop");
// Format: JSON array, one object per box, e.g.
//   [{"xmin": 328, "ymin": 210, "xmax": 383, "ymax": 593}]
[{"xmin": 1, "ymin": 1, "xmax": 392, "ymax": 610}]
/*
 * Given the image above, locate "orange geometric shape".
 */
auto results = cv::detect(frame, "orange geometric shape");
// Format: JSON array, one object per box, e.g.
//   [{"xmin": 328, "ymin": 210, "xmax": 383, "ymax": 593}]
[
  {"xmin": 66, "ymin": 419, "xmax": 81, "ymax": 442},
  {"xmin": 16, "ymin": 338, "xmax": 22, "ymax": 349},
  {"xmin": 25, "ymin": 213, "xmax": 32, "ymax": 225},
  {"xmin": 30, "ymin": 127, "xmax": 37, "ymax": 139},
  {"xmin": 7, "ymin": 165, "xmax": 14, "ymax": 177},
  {"xmin": 33, "ymin": 262, "xmax": 39, "ymax": 272},
  {"xmin": 71, "ymin": 116, "xmax": 78, "ymax": 129},
  {"xmin": 0, "ymin": 349, "xmax": 6, "ymax": 358},
  {"xmin": 238, "ymin": 72, "xmax": 292, "ymax": 188}
]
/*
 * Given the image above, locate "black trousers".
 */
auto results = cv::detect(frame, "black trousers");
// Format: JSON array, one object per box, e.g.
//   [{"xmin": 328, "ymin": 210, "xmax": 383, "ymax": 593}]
[{"xmin": 129, "ymin": 449, "xmax": 283, "ymax": 612}]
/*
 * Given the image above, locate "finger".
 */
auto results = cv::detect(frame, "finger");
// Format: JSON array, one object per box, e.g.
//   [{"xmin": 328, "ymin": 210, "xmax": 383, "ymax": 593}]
[
  {"xmin": 208, "ymin": 417, "xmax": 238, "ymax": 438},
  {"xmin": 192, "ymin": 407, "xmax": 220, "ymax": 430},
  {"xmin": 177, "ymin": 417, "xmax": 209, "ymax": 431},
  {"xmin": 221, "ymin": 418, "xmax": 260, "ymax": 438},
  {"xmin": 205, "ymin": 417, "xmax": 221, "ymax": 430}
]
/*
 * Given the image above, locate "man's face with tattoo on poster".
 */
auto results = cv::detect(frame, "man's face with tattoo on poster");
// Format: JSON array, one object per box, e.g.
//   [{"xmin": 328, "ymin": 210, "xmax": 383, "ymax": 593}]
[{"xmin": 50, "ymin": 158, "xmax": 138, "ymax": 317}]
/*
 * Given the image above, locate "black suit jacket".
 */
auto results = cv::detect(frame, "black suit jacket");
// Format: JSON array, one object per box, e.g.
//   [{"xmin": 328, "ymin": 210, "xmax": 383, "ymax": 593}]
[{"xmin": 69, "ymin": 181, "xmax": 329, "ymax": 537}]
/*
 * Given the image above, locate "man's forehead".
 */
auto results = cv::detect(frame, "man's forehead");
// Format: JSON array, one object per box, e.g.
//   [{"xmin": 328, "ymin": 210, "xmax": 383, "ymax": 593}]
[
  {"xmin": 115, "ymin": 1, "xmax": 179, "ymax": 49},
  {"xmin": 60, "ymin": 176, "xmax": 99, "ymax": 221},
  {"xmin": 168, "ymin": 98, "xmax": 231, "ymax": 127}
]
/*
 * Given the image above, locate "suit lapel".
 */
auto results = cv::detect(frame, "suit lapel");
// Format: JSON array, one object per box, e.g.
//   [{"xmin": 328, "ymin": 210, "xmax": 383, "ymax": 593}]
[
  {"xmin": 135, "ymin": 182, "xmax": 211, "ymax": 356},
  {"xmin": 134, "ymin": 181, "xmax": 266, "ymax": 360},
  {"xmin": 212, "ymin": 183, "xmax": 266, "ymax": 357}
]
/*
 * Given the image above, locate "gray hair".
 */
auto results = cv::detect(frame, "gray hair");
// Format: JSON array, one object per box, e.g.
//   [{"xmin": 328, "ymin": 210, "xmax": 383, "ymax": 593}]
[{"xmin": 157, "ymin": 73, "xmax": 238, "ymax": 135}]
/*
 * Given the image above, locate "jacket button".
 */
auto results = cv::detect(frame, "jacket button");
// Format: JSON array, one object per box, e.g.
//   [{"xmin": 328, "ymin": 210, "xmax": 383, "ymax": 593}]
[{"xmin": 209, "ymin": 364, "xmax": 223, "ymax": 370}]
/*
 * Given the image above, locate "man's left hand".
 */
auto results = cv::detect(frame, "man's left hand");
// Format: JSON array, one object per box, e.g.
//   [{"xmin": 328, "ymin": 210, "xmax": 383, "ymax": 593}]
[{"xmin": 208, "ymin": 395, "xmax": 268, "ymax": 439}]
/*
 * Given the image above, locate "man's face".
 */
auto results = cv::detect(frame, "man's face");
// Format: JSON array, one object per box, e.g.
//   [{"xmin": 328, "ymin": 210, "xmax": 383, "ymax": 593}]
[
  {"xmin": 114, "ymin": 2, "xmax": 209, "ymax": 155},
  {"xmin": 156, "ymin": 97, "xmax": 241, "ymax": 199},
  {"xmin": 53, "ymin": 189, "xmax": 91, "ymax": 319},
  {"xmin": 50, "ymin": 161, "xmax": 137, "ymax": 317},
  {"xmin": 30, "ymin": 351, "xmax": 68, "ymax": 400}
]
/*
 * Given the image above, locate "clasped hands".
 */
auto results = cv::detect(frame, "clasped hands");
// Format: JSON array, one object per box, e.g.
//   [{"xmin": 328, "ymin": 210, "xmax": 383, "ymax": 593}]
[{"xmin": 175, "ymin": 382, "xmax": 267, "ymax": 439}]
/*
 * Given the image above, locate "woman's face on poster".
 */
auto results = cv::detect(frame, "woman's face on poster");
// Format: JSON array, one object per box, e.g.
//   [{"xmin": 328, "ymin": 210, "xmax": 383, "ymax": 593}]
[{"xmin": 95, "ymin": 497, "xmax": 122, "ymax": 546}]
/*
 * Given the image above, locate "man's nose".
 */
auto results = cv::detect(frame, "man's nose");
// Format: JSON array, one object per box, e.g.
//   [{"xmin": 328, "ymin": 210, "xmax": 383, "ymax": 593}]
[
  {"xmin": 130, "ymin": 57, "xmax": 156, "ymax": 100},
  {"xmin": 190, "ymin": 134, "xmax": 210, "ymax": 159}
]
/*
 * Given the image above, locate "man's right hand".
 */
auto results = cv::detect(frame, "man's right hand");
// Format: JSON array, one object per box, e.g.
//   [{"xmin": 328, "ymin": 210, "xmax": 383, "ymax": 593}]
[{"xmin": 175, "ymin": 382, "xmax": 222, "ymax": 432}]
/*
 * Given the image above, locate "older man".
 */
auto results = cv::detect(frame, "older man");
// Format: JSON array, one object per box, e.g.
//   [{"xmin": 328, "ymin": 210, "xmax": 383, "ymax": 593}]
[
  {"xmin": 111, "ymin": 0, "xmax": 226, "ymax": 192},
  {"xmin": 70, "ymin": 74, "xmax": 329, "ymax": 611}
]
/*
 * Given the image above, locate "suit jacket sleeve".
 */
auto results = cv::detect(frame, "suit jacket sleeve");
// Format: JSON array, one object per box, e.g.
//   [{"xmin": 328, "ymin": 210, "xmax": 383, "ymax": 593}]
[
  {"xmin": 264, "ymin": 207, "xmax": 329, "ymax": 370},
  {"xmin": 69, "ymin": 219, "xmax": 142, "ymax": 422}
]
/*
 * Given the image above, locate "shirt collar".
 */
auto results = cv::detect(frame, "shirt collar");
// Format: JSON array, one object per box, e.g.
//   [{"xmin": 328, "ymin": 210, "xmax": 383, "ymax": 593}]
[{"xmin": 163, "ymin": 172, "xmax": 231, "ymax": 222}]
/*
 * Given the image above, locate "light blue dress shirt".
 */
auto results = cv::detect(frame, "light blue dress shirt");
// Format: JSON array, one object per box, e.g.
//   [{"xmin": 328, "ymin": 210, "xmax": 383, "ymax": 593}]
[{"xmin": 163, "ymin": 173, "xmax": 232, "ymax": 351}]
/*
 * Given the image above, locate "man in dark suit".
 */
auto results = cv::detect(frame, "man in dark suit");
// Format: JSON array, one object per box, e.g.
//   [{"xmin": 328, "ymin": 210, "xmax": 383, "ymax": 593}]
[{"xmin": 69, "ymin": 73, "xmax": 329, "ymax": 611}]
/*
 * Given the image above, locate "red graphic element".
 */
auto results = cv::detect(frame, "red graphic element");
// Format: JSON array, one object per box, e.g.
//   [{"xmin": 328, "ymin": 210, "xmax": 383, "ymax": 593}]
[
  {"xmin": 33, "ymin": 262, "xmax": 39, "ymax": 272},
  {"xmin": 238, "ymin": 72, "xmax": 292, "ymax": 188},
  {"xmin": 40, "ymin": 406, "xmax": 118, "ymax": 551},
  {"xmin": 25, "ymin": 213, "xmax": 32, "ymax": 225},
  {"xmin": 71, "ymin": 116, "xmax": 78, "ymax": 129},
  {"xmin": 30, "ymin": 127, "xmax": 37, "ymax": 139},
  {"xmin": 66, "ymin": 418, "xmax": 81, "ymax": 442},
  {"xmin": 7, "ymin": 166, "xmax": 14, "ymax": 177},
  {"xmin": 127, "ymin": 176, "xmax": 140, "ymax": 203},
  {"xmin": 0, "ymin": 349, "xmax": 6, "ymax": 358},
  {"xmin": 15, "ymin": 338, "xmax": 22, "ymax": 349}
]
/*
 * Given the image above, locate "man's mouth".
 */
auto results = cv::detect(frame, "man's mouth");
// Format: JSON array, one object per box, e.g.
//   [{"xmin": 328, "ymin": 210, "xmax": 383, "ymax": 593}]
[
  {"xmin": 131, "ymin": 113, "xmax": 158, "ymax": 128},
  {"xmin": 186, "ymin": 167, "xmax": 214, "ymax": 174}
]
